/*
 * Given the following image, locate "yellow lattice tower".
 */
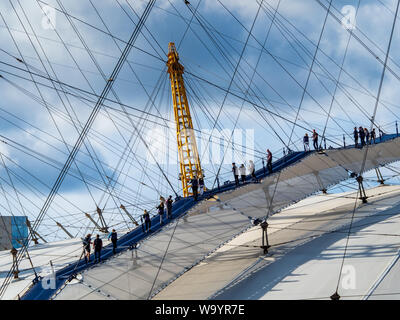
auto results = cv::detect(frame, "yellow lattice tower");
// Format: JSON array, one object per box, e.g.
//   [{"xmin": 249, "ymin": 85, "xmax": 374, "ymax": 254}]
[{"xmin": 167, "ymin": 42, "xmax": 203, "ymax": 197}]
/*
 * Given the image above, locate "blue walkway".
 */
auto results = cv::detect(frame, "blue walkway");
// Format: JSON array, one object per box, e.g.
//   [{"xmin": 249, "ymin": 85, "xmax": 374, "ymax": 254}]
[{"xmin": 20, "ymin": 133, "xmax": 398, "ymax": 300}]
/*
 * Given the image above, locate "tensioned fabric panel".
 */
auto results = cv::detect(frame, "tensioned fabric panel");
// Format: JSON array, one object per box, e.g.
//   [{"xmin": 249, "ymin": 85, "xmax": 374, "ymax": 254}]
[{"xmin": 54, "ymin": 137, "xmax": 400, "ymax": 300}]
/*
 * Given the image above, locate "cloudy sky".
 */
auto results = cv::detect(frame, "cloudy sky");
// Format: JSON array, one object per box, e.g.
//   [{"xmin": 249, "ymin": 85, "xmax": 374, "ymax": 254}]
[{"xmin": 0, "ymin": 0, "xmax": 399, "ymax": 241}]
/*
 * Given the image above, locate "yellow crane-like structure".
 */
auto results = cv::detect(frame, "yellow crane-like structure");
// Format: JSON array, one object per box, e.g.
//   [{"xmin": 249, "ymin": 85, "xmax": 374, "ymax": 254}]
[{"xmin": 166, "ymin": 42, "xmax": 203, "ymax": 197}]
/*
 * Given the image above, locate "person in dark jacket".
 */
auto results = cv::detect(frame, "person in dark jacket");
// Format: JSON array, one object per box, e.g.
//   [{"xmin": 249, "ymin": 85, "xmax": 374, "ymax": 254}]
[
  {"xmin": 371, "ymin": 128, "xmax": 376, "ymax": 144},
  {"xmin": 359, "ymin": 126, "xmax": 365, "ymax": 147},
  {"xmin": 267, "ymin": 149, "xmax": 273, "ymax": 173},
  {"xmin": 232, "ymin": 163, "xmax": 239, "ymax": 186},
  {"xmin": 143, "ymin": 209, "xmax": 151, "ymax": 233},
  {"xmin": 108, "ymin": 229, "xmax": 118, "ymax": 254},
  {"xmin": 159, "ymin": 196, "xmax": 165, "ymax": 206},
  {"xmin": 191, "ymin": 176, "xmax": 199, "ymax": 201},
  {"xmin": 93, "ymin": 234, "xmax": 103, "ymax": 263},
  {"xmin": 83, "ymin": 234, "xmax": 92, "ymax": 264},
  {"xmin": 364, "ymin": 128, "xmax": 370, "ymax": 145},
  {"xmin": 353, "ymin": 127, "xmax": 359, "ymax": 148},
  {"xmin": 312, "ymin": 129, "xmax": 319, "ymax": 150},
  {"xmin": 166, "ymin": 195, "xmax": 173, "ymax": 219}
]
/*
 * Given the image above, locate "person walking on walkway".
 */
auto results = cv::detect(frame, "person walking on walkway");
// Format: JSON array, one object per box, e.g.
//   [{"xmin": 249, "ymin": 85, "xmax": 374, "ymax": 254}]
[
  {"xmin": 359, "ymin": 126, "xmax": 365, "ymax": 147},
  {"xmin": 353, "ymin": 127, "xmax": 359, "ymax": 148},
  {"xmin": 312, "ymin": 130, "xmax": 319, "ymax": 150},
  {"xmin": 267, "ymin": 149, "xmax": 273, "ymax": 174},
  {"xmin": 108, "ymin": 229, "xmax": 118, "ymax": 254},
  {"xmin": 239, "ymin": 164, "xmax": 246, "ymax": 184},
  {"xmin": 93, "ymin": 234, "xmax": 103, "ymax": 263},
  {"xmin": 83, "ymin": 234, "xmax": 92, "ymax": 264},
  {"xmin": 143, "ymin": 209, "xmax": 151, "ymax": 233},
  {"xmin": 248, "ymin": 160, "xmax": 258, "ymax": 182},
  {"xmin": 159, "ymin": 196, "xmax": 165, "ymax": 206},
  {"xmin": 371, "ymin": 128, "xmax": 376, "ymax": 144},
  {"xmin": 191, "ymin": 175, "xmax": 199, "ymax": 201},
  {"xmin": 232, "ymin": 163, "xmax": 239, "ymax": 186},
  {"xmin": 157, "ymin": 200, "xmax": 165, "ymax": 225},
  {"xmin": 379, "ymin": 128, "xmax": 384, "ymax": 141},
  {"xmin": 364, "ymin": 128, "xmax": 370, "ymax": 145},
  {"xmin": 166, "ymin": 195, "xmax": 173, "ymax": 219},
  {"xmin": 199, "ymin": 177, "xmax": 204, "ymax": 195},
  {"xmin": 303, "ymin": 133, "xmax": 310, "ymax": 151}
]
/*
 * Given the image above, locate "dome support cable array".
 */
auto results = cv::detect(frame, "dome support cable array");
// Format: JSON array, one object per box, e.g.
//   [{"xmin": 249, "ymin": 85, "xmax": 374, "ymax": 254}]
[{"xmin": 0, "ymin": 0, "xmax": 156, "ymax": 299}]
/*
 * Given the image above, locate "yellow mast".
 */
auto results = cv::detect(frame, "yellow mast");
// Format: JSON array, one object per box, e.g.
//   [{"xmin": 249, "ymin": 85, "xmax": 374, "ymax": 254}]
[{"xmin": 166, "ymin": 42, "xmax": 203, "ymax": 197}]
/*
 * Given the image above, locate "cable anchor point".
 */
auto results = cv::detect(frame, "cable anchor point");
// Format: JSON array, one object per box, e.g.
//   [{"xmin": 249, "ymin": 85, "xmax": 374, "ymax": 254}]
[
  {"xmin": 330, "ymin": 291, "xmax": 340, "ymax": 300},
  {"xmin": 260, "ymin": 221, "xmax": 270, "ymax": 254},
  {"xmin": 356, "ymin": 175, "xmax": 368, "ymax": 203}
]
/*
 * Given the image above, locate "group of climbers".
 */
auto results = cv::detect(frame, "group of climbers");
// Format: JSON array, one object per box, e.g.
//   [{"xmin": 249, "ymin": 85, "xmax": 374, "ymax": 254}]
[
  {"xmin": 228, "ymin": 126, "xmax": 384, "ymax": 195},
  {"xmin": 156, "ymin": 195, "xmax": 174, "ymax": 224},
  {"xmin": 232, "ymin": 156, "xmax": 272, "ymax": 186},
  {"xmin": 137, "ymin": 126, "xmax": 383, "ymax": 241},
  {"xmin": 303, "ymin": 127, "xmax": 380, "ymax": 152},
  {"xmin": 141, "ymin": 195, "xmax": 174, "ymax": 233},
  {"xmin": 82, "ymin": 229, "xmax": 118, "ymax": 264},
  {"xmin": 303, "ymin": 129, "xmax": 320, "ymax": 151},
  {"xmin": 189, "ymin": 175, "xmax": 205, "ymax": 201},
  {"xmin": 79, "ymin": 124, "xmax": 389, "ymax": 266},
  {"xmin": 353, "ymin": 127, "xmax": 378, "ymax": 147}
]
